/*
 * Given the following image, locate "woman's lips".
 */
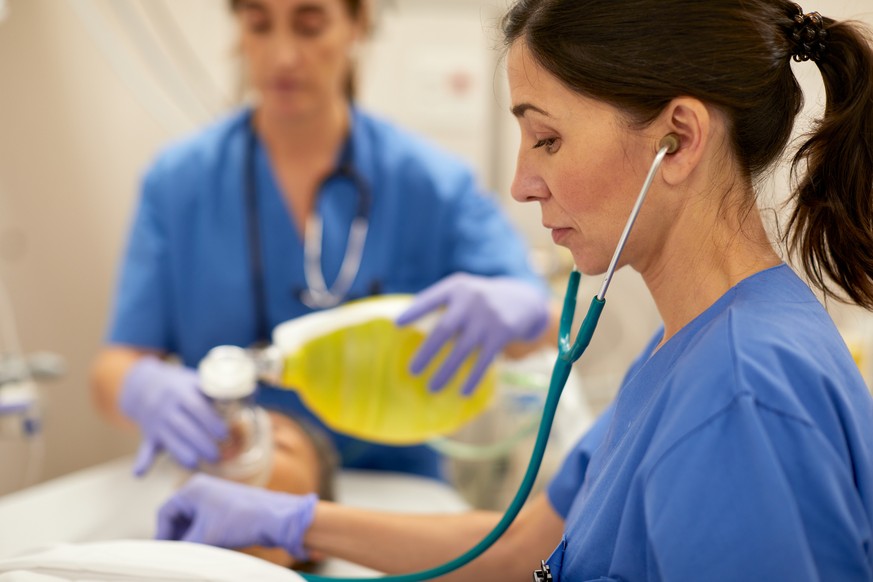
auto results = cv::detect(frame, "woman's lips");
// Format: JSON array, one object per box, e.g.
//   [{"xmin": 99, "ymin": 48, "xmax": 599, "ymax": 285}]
[
  {"xmin": 550, "ymin": 227, "xmax": 573, "ymax": 244},
  {"xmin": 272, "ymin": 78, "xmax": 303, "ymax": 92}
]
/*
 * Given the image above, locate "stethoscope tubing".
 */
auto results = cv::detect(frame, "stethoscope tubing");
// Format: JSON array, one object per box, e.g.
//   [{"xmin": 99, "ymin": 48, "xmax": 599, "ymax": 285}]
[
  {"xmin": 245, "ymin": 111, "xmax": 373, "ymax": 328},
  {"xmin": 300, "ymin": 141, "xmax": 673, "ymax": 581},
  {"xmin": 598, "ymin": 145, "xmax": 671, "ymax": 301}
]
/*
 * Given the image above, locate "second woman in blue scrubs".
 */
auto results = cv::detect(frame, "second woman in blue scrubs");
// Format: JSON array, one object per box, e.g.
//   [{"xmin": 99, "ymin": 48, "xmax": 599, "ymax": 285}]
[{"xmin": 90, "ymin": 0, "xmax": 551, "ymax": 481}]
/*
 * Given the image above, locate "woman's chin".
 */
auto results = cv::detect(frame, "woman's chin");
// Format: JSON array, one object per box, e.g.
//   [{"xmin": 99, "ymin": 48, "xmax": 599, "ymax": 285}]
[
  {"xmin": 260, "ymin": 96, "xmax": 317, "ymax": 123},
  {"xmin": 569, "ymin": 253, "xmax": 611, "ymax": 278}
]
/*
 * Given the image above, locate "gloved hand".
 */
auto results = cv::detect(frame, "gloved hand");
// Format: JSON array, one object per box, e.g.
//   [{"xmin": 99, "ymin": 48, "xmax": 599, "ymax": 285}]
[
  {"xmin": 156, "ymin": 473, "xmax": 318, "ymax": 560},
  {"xmin": 120, "ymin": 356, "xmax": 228, "ymax": 476},
  {"xmin": 396, "ymin": 273, "xmax": 549, "ymax": 395}
]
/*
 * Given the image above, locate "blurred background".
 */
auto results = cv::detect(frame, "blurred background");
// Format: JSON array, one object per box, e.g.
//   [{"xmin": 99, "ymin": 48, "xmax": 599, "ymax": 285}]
[{"xmin": 0, "ymin": 0, "xmax": 871, "ymax": 501}]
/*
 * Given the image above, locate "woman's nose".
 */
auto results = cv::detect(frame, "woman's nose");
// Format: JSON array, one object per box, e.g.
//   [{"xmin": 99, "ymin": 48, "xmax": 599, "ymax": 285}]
[
  {"xmin": 511, "ymin": 161, "xmax": 549, "ymax": 203},
  {"xmin": 274, "ymin": 33, "xmax": 301, "ymax": 68}
]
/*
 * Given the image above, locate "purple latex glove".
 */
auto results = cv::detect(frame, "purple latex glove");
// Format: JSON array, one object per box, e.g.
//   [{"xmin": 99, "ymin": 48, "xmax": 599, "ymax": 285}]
[
  {"xmin": 120, "ymin": 357, "xmax": 227, "ymax": 476},
  {"xmin": 156, "ymin": 473, "xmax": 318, "ymax": 560},
  {"xmin": 396, "ymin": 273, "xmax": 549, "ymax": 395}
]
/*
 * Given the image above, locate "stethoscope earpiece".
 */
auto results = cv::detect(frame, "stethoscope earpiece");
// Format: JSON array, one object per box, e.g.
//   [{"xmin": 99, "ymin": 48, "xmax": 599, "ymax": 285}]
[
  {"xmin": 598, "ymin": 131, "xmax": 679, "ymax": 300},
  {"xmin": 659, "ymin": 133, "xmax": 680, "ymax": 155}
]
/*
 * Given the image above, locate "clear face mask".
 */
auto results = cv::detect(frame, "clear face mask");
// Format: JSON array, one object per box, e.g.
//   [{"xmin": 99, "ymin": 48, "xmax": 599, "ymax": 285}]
[{"xmin": 198, "ymin": 346, "xmax": 274, "ymax": 486}]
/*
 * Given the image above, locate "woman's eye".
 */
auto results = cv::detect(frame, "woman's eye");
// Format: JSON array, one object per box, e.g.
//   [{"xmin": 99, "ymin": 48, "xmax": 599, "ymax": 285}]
[
  {"xmin": 532, "ymin": 137, "xmax": 560, "ymax": 154},
  {"xmin": 250, "ymin": 21, "xmax": 270, "ymax": 34},
  {"xmin": 294, "ymin": 13, "xmax": 328, "ymax": 37},
  {"xmin": 243, "ymin": 14, "xmax": 271, "ymax": 34}
]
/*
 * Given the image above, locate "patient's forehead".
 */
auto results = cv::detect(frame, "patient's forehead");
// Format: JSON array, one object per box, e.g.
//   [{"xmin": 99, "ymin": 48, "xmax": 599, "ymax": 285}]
[{"xmin": 270, "ymin": 412, "xmax": 315, "ymax": 451}]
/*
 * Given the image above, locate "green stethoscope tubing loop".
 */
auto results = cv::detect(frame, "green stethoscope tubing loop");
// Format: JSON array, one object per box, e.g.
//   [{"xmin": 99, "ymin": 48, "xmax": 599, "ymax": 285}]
[
  {"xmin": 301, "ymin": 273, "xmax": 604, "ymax": 582},
  {"xmin": 301, "ymin": 138, "xmax": 673, "ymax": 580}
]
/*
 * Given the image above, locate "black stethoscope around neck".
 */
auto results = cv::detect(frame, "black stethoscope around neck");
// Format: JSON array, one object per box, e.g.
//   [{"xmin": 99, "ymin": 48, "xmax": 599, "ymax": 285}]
[{"xmin": 244, "ymin": 111, "xmax": 373, "ymax": 342}]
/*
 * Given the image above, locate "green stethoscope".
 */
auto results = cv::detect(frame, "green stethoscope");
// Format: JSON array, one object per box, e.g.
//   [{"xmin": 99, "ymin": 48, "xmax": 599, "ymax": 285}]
[{"xmin": 301, "ymin": 134, "xmax": 680, "ymax": 582}]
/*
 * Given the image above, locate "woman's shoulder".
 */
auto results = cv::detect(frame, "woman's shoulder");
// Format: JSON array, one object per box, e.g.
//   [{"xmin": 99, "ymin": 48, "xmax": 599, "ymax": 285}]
[
  {"xmin": 694, "ymin": 266, "xmax": 855, "ymax": 391},
  {"xmin": 648, "ymin": 265, "xmax": 870, "ymax": 464},
  {"xmin": 670, "ymin": 266, "xmax": 847, "ymax": 388},
  {"xmin": 143, "ymin": 108, "xmax": 250, "ymax": 191},
  {"xmin": 353, "ymin": 108, "xmax": 477, "ymax": 189}
]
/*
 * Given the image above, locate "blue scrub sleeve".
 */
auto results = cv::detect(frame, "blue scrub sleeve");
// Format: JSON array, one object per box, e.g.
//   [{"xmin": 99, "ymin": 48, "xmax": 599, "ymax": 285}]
[
  {"xmin": 447, "ymin": 173, "xmax": 543, "ymax": 289},
  {"xmin": 107, "ymin": 171, "xmax": 174, "ymax": 352},
  {"xmin": 548, "ymin": 404, "xmax": 615, "ymax": 518},
  {"xmin": 644, "ymin": 394, "xmax": 872, "ymax": 581}
]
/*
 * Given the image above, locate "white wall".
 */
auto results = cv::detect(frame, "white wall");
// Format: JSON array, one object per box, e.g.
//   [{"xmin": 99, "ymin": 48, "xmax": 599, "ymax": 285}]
[
  {"xmin": 1, "ymin": 0, "xmax": 872, "ymax": 492},
  {"xmin": 358, "ymin": 0, "xmax": 505, "ymax": 187}
]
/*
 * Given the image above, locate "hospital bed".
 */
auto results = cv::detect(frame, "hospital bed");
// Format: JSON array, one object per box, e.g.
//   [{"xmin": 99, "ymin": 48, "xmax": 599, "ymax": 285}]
[{"xmin": 0, "ymin": 455, "xmax": 470, "ymax": 577}]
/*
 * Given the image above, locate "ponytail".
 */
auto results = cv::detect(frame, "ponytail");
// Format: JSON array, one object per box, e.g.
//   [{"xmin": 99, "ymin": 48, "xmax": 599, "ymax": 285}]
[{"xmin": 785, "ymin": 17, "xmax": 873, "ymax": 309}]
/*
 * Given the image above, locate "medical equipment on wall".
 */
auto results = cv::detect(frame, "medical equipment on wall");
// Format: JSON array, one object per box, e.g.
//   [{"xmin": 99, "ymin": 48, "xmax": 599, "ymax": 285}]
[
  {"xmin": 245, "ymin": 115, "xmax": 372, "ymax": 314},
  {"xmin": 0, "ymin": 277, "xmax": 64, "ymax": 493},
  {"xmin": 210, "ymin": 295, "xmax": 496, "ymax": 445},
  {"xmin": 0, "ymin": 354, "xmax": 63, "ymax": 437},
  {"xmin": 0, "ymin": 354, "xmax": 43, "ymax": 491},
  {"xmin": 198, "ymin": 346, "xmax": 274, "ymax": 486},
  {"xmin": 294, "ymin": 135, "xmax": 679, "ymax": 582}
]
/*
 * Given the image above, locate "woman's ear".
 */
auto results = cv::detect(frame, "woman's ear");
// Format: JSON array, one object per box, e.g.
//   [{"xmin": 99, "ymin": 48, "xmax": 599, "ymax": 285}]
[{"xmin": 656, "ymin": 97, "xmax": 710, "ymax": 186}]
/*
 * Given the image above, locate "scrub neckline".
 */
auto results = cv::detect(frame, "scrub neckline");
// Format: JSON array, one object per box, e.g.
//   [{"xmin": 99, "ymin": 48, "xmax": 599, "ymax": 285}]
[
  {"xmin": 648, "ymin": 261, "xmax": 788, "ymax": 359},
  {"xmin": 645, "ymin": 262, "xmax": 789, "ymax": 365}
]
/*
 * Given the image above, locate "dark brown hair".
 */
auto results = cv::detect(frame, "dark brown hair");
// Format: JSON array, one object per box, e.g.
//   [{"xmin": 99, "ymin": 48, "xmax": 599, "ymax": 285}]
[
  {"xmin": 503, "ymin": 0, "xmax": 873, "ymax": 309},
  {"xmin": 229, "ymin": 0, "xmax": 368, "ymax": 100},
  {"xmin": 229, "ymin": 0, "xmax": 366, "ymax": 21}
]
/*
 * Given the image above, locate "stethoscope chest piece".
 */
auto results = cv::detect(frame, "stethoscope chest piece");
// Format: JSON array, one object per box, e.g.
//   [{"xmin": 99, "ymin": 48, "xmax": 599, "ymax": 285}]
[{"xmin": 532, "ymin": 561, "xmax": 553, "ymax": 581}]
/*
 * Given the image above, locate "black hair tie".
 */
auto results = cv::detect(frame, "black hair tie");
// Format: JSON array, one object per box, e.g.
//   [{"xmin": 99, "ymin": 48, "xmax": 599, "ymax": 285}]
[{"xmin": 790, "ymin": 4, "xmax": 827, "ymax": 63}]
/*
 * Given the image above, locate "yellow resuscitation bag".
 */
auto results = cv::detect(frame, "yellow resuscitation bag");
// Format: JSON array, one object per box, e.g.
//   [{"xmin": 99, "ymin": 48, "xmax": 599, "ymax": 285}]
[{"xmin": 265, "ymin": 295, "xmax": 496, "ymax": 445}]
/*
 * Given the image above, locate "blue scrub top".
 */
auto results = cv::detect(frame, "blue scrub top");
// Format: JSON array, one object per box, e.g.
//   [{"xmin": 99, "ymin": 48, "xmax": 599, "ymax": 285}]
[
  {"xmin": 108, "ymin": 107, "xmax": 542, "ymax": 479},
  {"xmin": 546, "ymin": 264, "xmax": 873, "ymax": 581}
]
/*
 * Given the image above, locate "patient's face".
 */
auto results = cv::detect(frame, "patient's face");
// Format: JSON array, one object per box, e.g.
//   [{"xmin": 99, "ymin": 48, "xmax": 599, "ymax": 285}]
[
  {"xmin": 242, "ymin": 412, "xmax": 328, "ymax": 568},
  {"xmin": 264, "ymin": 412, "xmax": 323, "ymax": 495}
]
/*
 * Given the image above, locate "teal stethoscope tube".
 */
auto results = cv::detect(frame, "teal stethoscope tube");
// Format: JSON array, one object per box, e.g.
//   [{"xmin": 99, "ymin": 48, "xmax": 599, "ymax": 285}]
[
  {"xmin": 301, "ymin": 137, "xmax": 676, "ymax": 581},
  {"xmin": 302, "ymin": 275, "xmax": 601, "ymax": 582}
]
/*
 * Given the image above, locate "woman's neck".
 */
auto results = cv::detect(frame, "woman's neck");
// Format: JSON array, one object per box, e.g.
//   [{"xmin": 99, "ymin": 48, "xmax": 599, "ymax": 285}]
[
  {"xmin": 251, "ymin": 101, "xmax": 351, "ymax": 234},
  {"xmin": 642, "ymin": 177, "xmax": 782, "ymax": 349},
  {"xmin": 252, "ymin": 100, "xmax": 350, "ymax": 162}
]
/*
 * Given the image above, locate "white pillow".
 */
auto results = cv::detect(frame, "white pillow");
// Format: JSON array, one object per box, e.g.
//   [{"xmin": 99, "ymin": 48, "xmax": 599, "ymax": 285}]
[{"xmin": 0, "ymin": 540, "xmax": 303, "ymax": 581}]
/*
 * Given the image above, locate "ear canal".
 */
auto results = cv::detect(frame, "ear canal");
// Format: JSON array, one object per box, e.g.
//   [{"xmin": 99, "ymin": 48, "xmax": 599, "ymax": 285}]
[{"xmin": 659, "ymin": 134, "xmax": 680, "ymax": 154}]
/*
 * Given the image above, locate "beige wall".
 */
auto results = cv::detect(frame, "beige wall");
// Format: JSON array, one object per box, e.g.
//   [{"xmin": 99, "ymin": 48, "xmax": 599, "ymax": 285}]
[{"xmin": 0, "ymin": 0, "xmax": 232, "ymax": 491}]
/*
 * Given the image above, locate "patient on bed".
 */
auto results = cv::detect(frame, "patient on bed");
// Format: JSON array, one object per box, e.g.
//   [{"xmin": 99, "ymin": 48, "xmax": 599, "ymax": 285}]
[{"xmin": 216, "ymin": 412, "xmax": 337, "ymax": 569}]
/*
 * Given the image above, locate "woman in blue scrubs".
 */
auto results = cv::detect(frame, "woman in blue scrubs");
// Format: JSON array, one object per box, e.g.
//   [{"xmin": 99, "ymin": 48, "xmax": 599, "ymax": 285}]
[
  {"xmin": 156, "ymin": 0, "xmax": 873, "ymax": 579},
  {"xmin": 90, "ymin": 0, "xmax": 551, "ymax": 482}
]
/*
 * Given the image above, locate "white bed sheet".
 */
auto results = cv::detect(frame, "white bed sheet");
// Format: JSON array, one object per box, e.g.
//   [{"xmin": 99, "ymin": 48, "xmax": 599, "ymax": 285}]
[{"xmin": 0, "ymin": 456, "xmax": 469, "ymax": 576}]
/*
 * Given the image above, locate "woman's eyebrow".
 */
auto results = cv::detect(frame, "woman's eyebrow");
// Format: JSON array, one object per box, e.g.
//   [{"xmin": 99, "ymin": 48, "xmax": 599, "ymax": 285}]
[{"xmin": 511, "ymin": 103, "xmax": 551, "ymax": 118}]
